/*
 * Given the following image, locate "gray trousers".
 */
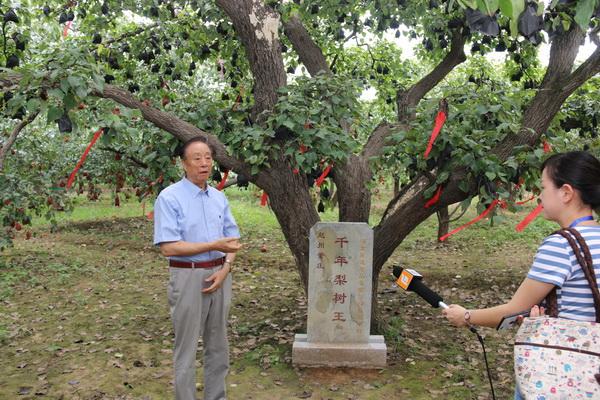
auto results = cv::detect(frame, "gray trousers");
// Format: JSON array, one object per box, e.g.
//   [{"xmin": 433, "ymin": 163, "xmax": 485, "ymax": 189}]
[{"xmin": 167, "ymin": 265, "xmax": 232, "ymax": 400}]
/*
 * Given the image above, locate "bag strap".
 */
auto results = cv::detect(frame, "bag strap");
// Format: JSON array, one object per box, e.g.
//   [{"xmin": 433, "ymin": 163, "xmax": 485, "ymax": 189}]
[{"xmin": 545, "ymin": 228, "xmax": 600, "ymax": 323}]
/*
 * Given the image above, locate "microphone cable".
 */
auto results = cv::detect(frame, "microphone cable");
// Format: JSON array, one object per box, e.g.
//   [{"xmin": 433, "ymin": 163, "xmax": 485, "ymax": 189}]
[
  {"xmin": 468, "ymin": 325, "xmax": 496, "ymax": 400},
  {"xmin": 391, "ymin": 266, "xmax": 496, "ymax": 399}
]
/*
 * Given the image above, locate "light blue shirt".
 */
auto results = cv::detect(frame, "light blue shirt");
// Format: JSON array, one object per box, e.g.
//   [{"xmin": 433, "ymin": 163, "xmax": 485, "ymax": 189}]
[{"xmin": 153, "ymin": 177, "xmax": 240, "ymax": 262}]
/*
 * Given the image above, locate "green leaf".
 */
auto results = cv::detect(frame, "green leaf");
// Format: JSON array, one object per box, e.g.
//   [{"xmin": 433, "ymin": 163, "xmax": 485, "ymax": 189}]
[
  {"xmin": 143, "ymin": 152, "xmax": 158, "ymax": 163},
  {"xmin": 536, "ymin": 1, "xmax": 544, "ymax": 15},
  {"xmin": 63, "ymin": 93, "xmax": 77, "ymax": 111},
  {"xmin": 48, "ymin": 89, "xmax": 64, "ymax": 99},
  {"xmin": 574, "ymin": 0, "xmax": 596, "ymax": 31},
  {"xmin": 423, "ymin": 184, "xmax": 438, "ymax": 198},
  {"xmin": 47, "ymin": 106, "xmax": 62, "ymax": 123},
  {"xmin": 67, "ymin": 75, "xmax": 83, "ymax": 88},
  {"xmin": 60, "ymin": 79, "xmax": 70, "ymax": 93},
  {"xmin": 75, "ymin": 85, "xmax": 88, "ymax": 99},
  {"xmin": 460, "ymin": 197, "xmax": 473, "ymax": 211},
  {"xmin": 26, "ymin": 98, "xmax": 41, "ymax": 113},
  {"xmin": 91, "ymin": 74, "xmax": 105, "ymax": 92},
  {"xmin": 458, "ymin": 0, "xmax": 477, "ymax": 8},
  {"xmin": 499, "ymin": 0, "xmax": 526, "ymax": 37},
  {"xmin": 504, "ymin": 157, "xmax": 519, "ymax": 169},
  {"xmin": 477, "ymin": 0, "xmax": 499, "ymax": 15},
  {"xmin": 485, "ymin": 171, "xmax": 496, "ymax": 180},
  {"xmin": 436, "ymin": 171, "xmax": 450, "ymax": 183},
  {"xmin": 282, "ymin": 119, "xmax": 296, "ymax": 130}
]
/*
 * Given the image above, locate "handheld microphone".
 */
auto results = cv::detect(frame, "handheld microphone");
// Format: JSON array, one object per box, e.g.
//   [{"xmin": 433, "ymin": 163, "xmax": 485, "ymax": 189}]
[
  {"xmin": 392, "ymin": 266, "xmax": 448, "ymax": 309},
  {"xmin": 391, "ymin": 268, "xmax": 496, "ymax": 400}
]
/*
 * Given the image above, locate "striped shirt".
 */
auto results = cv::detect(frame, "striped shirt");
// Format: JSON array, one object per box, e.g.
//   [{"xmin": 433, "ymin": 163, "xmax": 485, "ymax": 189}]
[{"xmin": 528, "ymin": 226, "xmax": 600, "ymax": 321}]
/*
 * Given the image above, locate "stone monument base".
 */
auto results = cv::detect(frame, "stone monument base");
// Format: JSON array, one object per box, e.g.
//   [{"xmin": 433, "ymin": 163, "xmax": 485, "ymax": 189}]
[{"xmin": 292, "ymin": 334, "xmax": 387, "ymax": 368}]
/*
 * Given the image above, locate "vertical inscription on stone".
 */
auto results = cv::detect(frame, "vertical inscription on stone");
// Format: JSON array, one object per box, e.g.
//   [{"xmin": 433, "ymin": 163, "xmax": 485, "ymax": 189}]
[{"xmin": 307, "ymin": 223, "xmax": 373, "ymax": 343}]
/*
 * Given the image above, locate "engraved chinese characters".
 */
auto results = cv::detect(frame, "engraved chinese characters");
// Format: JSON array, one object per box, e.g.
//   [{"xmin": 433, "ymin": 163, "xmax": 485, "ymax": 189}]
[
  {"xmin": 308, "ymin": 224, "xmax": 371, "ymax": 343},
  {"xmin": 292, "ymin": 222, "xmax": 386, "ymax": 368}
]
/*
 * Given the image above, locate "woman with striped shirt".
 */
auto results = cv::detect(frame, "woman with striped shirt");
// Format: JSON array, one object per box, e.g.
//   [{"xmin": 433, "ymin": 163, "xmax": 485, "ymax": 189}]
[{"xmin": 442, "ymin": 151, "xmax": 600, "ymax": 396}]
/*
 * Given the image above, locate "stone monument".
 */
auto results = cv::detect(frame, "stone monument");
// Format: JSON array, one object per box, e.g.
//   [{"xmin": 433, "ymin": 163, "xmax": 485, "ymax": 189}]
[{"xmin": 292, "ymin": 222, "xmax": 387, "ymax": 367}]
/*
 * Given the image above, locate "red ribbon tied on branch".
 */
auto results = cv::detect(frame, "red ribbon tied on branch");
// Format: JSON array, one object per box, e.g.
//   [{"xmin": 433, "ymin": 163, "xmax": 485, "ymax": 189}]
[
  {"xmin": 66, "ymin": 128, "xmax": 104, "ymax": 189},
  {"xmin": 424, "ymin": 185, "xmax": 443, "ymax": 208},
  {"xmin": 260, "ymin": 191, "xmax": 269, "ymax": 207},
  {"xmin": 516, "ymin": 203, "xmax": 543, "ymax": 232},
  {"xmin": 439, "ymin": 199, "xmax": 499, "ymax": 242},
  {"xmin": 315, "ymin": 164, "xmax": 332, "ymax": 187},
  {"xmin": 216, "ymin": 170, "xmax": 229, "ymax": 191},
  {"xmin": 424, "ymin": 98, "xmax": 448, "ymax": 159},
  {"xmin": 516, "ymin": 195, "xmax": 536, "ymax": 205},
  {"xmin": 63, "ymin": 21, "xmax": 73, "ymax": 38},
  {"xmin": 543, "ymin": 140, "xmax": 552, "ymax": 153}
]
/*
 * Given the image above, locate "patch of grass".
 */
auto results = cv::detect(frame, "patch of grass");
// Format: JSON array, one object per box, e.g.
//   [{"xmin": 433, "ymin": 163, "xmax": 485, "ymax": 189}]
[
  {"xmin": 0, "ymin": 323, "xmax": 8, "ymax": 345},
  {"xmin": 31, "ymin": 193, "xmax": 148, "ymax": 227},
  {"xmin": 0, "ymin": 260, "xmax": 30, "ymax": 301},
  {"xmin": 381, "ymin": 315, "xmax": 405, "ymax": 354},
  {"xmin": 245, "ymin": 343, "xmax": 288, "ymax": 370}
]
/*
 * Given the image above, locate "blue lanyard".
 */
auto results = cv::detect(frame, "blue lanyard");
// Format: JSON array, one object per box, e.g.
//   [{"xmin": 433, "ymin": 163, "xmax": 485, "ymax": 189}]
[{"xmin": 569, "ymin": 215, "xmax": 594, "ymax": 228}]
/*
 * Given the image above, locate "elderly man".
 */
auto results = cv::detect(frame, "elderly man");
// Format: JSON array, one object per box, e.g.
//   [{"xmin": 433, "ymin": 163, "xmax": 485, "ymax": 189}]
[{"xmin": 154, "ymin": 136, "xmax": 242, "ymax": 400}]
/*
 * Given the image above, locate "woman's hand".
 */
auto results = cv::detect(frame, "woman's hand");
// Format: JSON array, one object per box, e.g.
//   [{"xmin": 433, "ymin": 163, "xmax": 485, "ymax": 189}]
[
  {"xmin": 442, "ymin": 304, "xmax": 469, "ymax": 327},
  {"xmin": 529, "ymin": 304, "xmax": 545, "ymax": 317},
  {"xmin": 516, "ymin": 304, "xmax": 545, "ymax": 325}
]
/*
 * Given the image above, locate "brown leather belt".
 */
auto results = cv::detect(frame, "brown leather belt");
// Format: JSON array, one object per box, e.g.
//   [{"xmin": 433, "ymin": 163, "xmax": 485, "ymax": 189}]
[{"xmin": 169, "ymin": 257, "xmax": 225, "ymax": 269}]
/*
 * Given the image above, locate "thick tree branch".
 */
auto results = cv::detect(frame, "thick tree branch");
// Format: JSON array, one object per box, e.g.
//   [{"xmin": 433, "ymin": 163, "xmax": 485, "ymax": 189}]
[
  {"xmin": 96, "ymin": 84, "xmax": 268, "ymax": 182},
  {"xmin": 362, "ymin": 31, "xmax": 467, "ymax": 159},
  {"xmin": 541, "ymin": 26, "xmax": 585, "ymax": 88},
  {"xmin": 395, "ymin": 31, "xmax": 467, "ymax": 119},
  {"xmin": 362, "ymin": 122, "xmax": 404, "ymax": 160},
  {"xmin": 283, "ymin": 15, "xmax": 331, "ymax": 76},
  {"xmin": 560, "ymin": 46, "xmax": 600, "ymax": 95},
  {"xmin": 493, "ymin": 27, "xmax": 589, "ymax": 160},
  {"xmin": 331, "ymin": 154, "xmax": 372, "ymax": 222},
  {"xmin": 104, "ymin": 23, "xmax": 159, "ymax": 47},
  {"xmin": 216, "ymin": 0, "xmax": 286, "ymax": 120},
  {"xmin": 373, "ymin": 169, "xmax": 470, "ymax": 269},
  {"xmin": 0, "ymin": 70, "xmax": 275, "ymax": 190},
  {"xmin": 98, "ymin": 146, "xmax": 149, "ymax": 168},
  {"xmin": 590, "ymin": 24, "xmax": 600, "ymax": 48},
  {"xmin": 0, "ymin": 111, "xmax": 39, "ymax": 172}
]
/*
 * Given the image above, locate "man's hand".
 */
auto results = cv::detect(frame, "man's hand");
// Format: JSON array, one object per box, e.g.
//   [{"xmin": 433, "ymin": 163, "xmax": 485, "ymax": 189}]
[
  {"xmin": 211, "ymin": 237, "xmax": 242, "ymax": 253},
  {"xmin": 202, "ymin": 265, "xmax": 230, "ymax": 294}
]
